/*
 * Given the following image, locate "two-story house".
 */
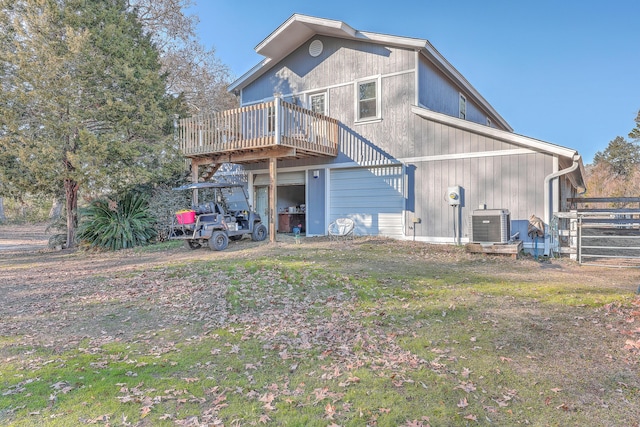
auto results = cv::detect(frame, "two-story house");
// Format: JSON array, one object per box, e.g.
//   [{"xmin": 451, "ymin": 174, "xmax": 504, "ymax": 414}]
[{"xmin": 179, "ymin": 14, "xmax": 586, "ymax": 252}]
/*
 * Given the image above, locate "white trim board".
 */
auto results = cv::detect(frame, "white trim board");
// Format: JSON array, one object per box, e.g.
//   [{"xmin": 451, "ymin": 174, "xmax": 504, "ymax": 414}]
[{"xmin": 399, "ymin": 148, "xmax": 535, "ymax": 164}]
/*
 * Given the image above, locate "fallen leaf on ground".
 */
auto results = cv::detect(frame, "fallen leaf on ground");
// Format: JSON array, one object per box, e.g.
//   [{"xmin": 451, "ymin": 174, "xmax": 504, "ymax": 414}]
[
  {"xmin": 325, "ymin": 402, "xmax": 336, "ymax": 419},
  {"xmin": 259, "ymin": 413, "xmax": 271, "ymax": 424}
]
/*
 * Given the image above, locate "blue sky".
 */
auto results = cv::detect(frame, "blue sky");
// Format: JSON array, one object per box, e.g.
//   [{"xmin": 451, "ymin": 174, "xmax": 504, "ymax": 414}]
[{"xmin": 189, "ymin": 1, "xmax": 640, "ymax": 164}]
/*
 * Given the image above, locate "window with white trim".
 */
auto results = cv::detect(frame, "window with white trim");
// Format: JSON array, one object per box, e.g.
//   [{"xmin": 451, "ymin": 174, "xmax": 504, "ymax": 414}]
[
  {"xmin": 356, "ymin": 77, "xmax": 380, "ymax": 121},
  {"xmin": 309, "ymin": 92, "xmax": 326, "ymax": 115},
  {"xmin": 267, "ymin": 105, "xmax": 275, "ymax": 133},
  {"xmin": 459, "ymin": 93, "xmax": 467, "ymax": 120}
]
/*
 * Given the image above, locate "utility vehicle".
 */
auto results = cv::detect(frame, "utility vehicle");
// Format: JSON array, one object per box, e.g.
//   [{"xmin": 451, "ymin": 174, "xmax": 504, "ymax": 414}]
[{"xmin": 169, "ymin": 182, "xmax": 267, "ymax": 251}]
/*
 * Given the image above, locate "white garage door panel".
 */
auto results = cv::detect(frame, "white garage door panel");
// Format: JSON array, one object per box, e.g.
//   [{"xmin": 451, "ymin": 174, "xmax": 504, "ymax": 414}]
[
  {"xmin": 331, "ymin": 175, "xmax": 403, "ymax": 190},
  {"xmin": 254, "ymin": 171, "xmax": 305, "ymax": 186},
  {"xmin": 331, "ymin": 196, "xmax": 403, "ymax": 209},
  {"xmin": 330, "ymin": 166, "xmax": 404, "ymax": 238}
]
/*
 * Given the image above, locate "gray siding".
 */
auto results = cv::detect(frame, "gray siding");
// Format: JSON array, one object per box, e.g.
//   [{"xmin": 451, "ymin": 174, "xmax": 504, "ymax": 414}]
[
  {"xmin": 417, "ymin": 55, "xmax": 501, "ymax": 129},
  {"xmin": 412, "ymin": 153, "xmax": 550, "ymax": 240},
  {"xmin": 306, "ymin": 169, "xmax": 326, "ymax": 235},
  {"xmin": 418, "ymin": 56, "xmax": 457, "ymax": 116},
  {"xmin": 242, "ymin": 36, "xmax": 415, "ymax": 106},
  {"xmin": 240, "ymin": 33, "xmax": 562, "ymax": 242},
  {"xmin": 244, "ymin": 44, "xmax": 416, "ymax": 170},
  {"xmin": 407, "ymin": 114, "xmax": 553, "ymax": 240},
  {"xmin": 411, "ymin": 117, "xmax": 515, "ymax": 158}
]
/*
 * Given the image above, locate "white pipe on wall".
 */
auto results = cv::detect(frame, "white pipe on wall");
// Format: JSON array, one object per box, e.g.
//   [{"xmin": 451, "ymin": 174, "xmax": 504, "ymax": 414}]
[{"xmin": 542, "ymin": 154, "xmax": 582, "ymax": 255}]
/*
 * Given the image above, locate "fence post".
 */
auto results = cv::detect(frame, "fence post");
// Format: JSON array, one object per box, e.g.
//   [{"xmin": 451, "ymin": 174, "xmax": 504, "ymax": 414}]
[{"xmin": 577, "ymin": 215, "xmax": 582, "ymax": 264}]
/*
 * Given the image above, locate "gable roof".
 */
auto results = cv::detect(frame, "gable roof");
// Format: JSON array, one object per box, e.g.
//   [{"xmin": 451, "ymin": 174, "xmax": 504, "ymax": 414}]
[{"xmin": 229, "ymin": 14, "xmax": 512, "ymax": 131}]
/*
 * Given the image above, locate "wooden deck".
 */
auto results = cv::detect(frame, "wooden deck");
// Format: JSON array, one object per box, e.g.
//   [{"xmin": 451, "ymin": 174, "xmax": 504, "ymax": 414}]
[
  {"xmin": 179, "ymin": 98, "xmax": 340, "ymax": 243},
  {"xmin": 466, "ymin": 240, "xmax": 523, "ymax": 259},
  {"xmin": 179, "ymin": 99, "xmax": 339, "ymax": 165}
]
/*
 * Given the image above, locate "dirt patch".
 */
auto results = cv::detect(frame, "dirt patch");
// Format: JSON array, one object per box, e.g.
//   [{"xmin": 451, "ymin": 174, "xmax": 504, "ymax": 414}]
[
  {"xmin": 1, "ymin": 225, "xmax": 637, "ymax": 348},
  {"xmin": 0, "ymin": 229, "xmax": 637, "ymax": 338},
  {"xmin": 1, "ymin": 222, "xmax": 637, "ymax": 293},
  {"xmin": 0, "ymin": 222, "xmax": 52, "ymax": 252}
]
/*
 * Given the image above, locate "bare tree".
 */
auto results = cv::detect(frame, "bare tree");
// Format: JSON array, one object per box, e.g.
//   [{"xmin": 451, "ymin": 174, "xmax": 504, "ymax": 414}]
[{"xmin": 128, "ymin": 0, "xmax": 238, "ymax": 114}]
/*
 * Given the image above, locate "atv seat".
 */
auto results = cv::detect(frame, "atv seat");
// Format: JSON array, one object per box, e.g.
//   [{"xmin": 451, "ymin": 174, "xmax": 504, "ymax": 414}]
[
  {"xmin": 193, "ymin": 202, "xmax": 217, "ymax": 215},
  {"xmin": 199, "ymin": 214, "xmax": 217, "ymax": 223}
]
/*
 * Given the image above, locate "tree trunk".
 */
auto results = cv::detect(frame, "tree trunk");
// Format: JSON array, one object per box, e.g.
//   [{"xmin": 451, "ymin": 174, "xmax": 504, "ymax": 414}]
[
  {"xmin": 64, "ymin": 179, "xmax": 79, "ymax": 248},
  {"xmin": 0, "ymin": 197, "xmax": 5, "ymax": 222},
  {"xmin": 49, "ymin": 197, "xmax": 63, "ymax": 219}
]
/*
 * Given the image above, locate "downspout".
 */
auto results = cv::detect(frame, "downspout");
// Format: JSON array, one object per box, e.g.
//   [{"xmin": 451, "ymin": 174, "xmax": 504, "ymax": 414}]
[{"xmin": 543, "ymin": 154, "xmax": 583, "ymax": 255}]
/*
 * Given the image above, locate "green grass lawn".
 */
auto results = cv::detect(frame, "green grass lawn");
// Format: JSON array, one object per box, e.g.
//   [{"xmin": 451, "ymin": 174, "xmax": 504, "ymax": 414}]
[{"xmin": 1, "ymin": 237, "xmax": 639, "ymax": 426}]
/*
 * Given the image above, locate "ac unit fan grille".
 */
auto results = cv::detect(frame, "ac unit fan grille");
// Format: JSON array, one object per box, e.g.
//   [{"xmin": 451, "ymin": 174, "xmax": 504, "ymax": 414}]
[{"xmin": 470, "ymin": 210, "xmax": 510, "ymax": 243}]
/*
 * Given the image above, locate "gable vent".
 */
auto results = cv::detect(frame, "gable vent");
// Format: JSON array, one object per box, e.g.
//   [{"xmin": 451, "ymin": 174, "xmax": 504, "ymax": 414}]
[{"xmin": 309, "ymin": 39, "xmax": 323, "ymax": 57}]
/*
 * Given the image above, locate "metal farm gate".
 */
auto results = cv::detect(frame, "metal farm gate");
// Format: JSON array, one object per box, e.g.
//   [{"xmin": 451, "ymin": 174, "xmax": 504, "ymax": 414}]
[{"xmin": 567, "ymin": 197, "xmax": 640, "ymax": 267}]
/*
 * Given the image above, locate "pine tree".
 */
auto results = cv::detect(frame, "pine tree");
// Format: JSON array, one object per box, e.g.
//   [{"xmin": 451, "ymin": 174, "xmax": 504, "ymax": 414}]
[
  {"xmin": 592, "ymin": 136, "xmax": 640, "ymax": 177},
  {"xmin": 0, "ymin": 0, "xmax": 183, "ymax": 247},
  {"xmin": 629, "ymin": 110, "xmax": 640, "ymax": 141}
]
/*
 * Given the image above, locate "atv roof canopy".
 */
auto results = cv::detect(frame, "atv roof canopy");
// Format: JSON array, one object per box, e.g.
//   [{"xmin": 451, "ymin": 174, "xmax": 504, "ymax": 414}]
[{"xmin": 172, "ymin": 182, "xmax": 244, "ymax": 191}]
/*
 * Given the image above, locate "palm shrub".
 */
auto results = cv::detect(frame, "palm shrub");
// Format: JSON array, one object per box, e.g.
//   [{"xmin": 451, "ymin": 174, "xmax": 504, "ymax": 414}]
[{"xmin": 77, "ymin": 192, "xmax": 156, "ymax": 250}]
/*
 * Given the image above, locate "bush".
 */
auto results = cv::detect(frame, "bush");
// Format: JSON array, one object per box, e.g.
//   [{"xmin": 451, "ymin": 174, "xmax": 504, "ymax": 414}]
[
  {"xmin": 0, "ymin": 194, "xmax": 53, "ymax": 223},
  {"xmin": 77, "ymin": 192, "xmax": 156, "ymax": 250},
  {"xmin": 147, "ymin": 184, "xmax": 190, "ymax": 241}
]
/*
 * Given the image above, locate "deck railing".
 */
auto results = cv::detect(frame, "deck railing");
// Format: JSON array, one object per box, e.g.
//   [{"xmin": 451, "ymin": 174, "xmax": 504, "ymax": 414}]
[{"xmin": 179, "ymin": 99, "xmax": 339, "ymax": 159}]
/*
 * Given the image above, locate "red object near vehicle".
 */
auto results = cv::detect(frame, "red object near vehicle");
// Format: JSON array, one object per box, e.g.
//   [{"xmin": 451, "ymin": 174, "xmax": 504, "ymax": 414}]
[{"xmin": 175, "ymin": 210, "xmax": 196, "ymax": 224}]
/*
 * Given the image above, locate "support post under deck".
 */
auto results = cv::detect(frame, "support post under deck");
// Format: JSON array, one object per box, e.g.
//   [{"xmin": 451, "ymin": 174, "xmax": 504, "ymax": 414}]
[{"xmin": 269, "ymin": 157, "xmax": 277, "ymax": 243}]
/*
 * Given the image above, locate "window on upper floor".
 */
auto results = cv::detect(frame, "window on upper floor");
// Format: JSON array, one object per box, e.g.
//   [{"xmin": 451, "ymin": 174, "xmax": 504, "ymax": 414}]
[
  {"xmin": 267, "ymin": 105, "xmax": 275, "ymax": 133},
  {"xmin": 459, "ymin": 94, "xmax": 467, "ymax": 120},
  {"xmin": 309, "ymin": 92, "xmax": 326, "ymax": 115},
  {"xmin": 487, "ymin": 117, "xmax": 492, "ymax": 127},
  {"xmin": 356, "ymin": 77, "xmax": 381, "ymax": 122}
]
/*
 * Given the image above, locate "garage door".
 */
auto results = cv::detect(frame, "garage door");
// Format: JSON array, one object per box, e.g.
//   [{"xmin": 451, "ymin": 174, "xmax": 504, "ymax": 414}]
[
  {"xmin": 330, "ymin": 165, "xmax": 404, "ymax": 238},
  {"xmin": 254, "ymin": 171, "xmax": 305, "ymax": 186}
]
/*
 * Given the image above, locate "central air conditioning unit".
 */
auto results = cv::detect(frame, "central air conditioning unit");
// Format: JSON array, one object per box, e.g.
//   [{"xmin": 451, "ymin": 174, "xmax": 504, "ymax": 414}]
[{"xmin": 470, "ymin": 209, "xmax": 511, "ymax": 244}]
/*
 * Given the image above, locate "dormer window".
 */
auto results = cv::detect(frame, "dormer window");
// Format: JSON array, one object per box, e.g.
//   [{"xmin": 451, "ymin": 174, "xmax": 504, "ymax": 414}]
[{"xmin": 356, "ymin": 77, "xmax": 381, "ymax": 122}]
